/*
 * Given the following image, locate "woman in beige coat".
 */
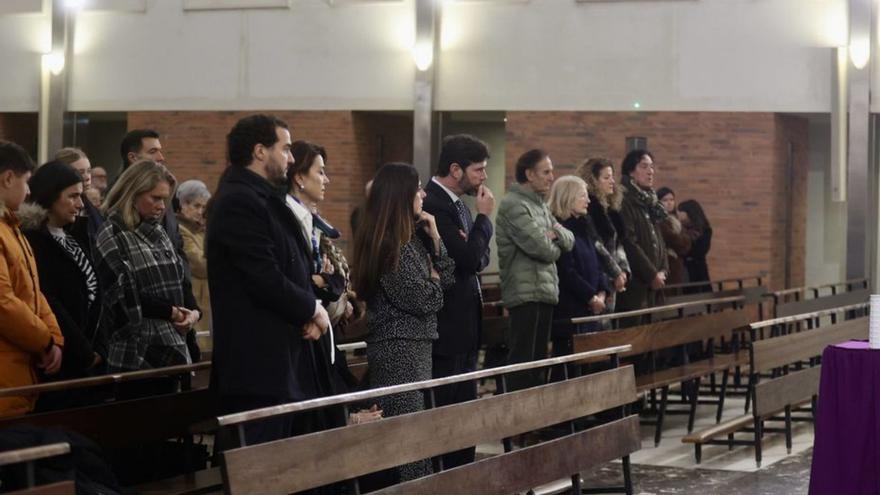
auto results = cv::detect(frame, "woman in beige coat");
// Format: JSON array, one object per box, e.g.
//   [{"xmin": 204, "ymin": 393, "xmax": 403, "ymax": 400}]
[{"xmin": 176, "ymin": 180, "xmax": 211, "ymax": 334}]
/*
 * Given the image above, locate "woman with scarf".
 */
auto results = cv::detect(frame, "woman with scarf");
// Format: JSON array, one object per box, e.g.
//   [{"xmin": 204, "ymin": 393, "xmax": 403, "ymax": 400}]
[
  {"xmin": 19, "ymin": 161, "xmax": 103, "ymax": 410},
  {"xmin": 616, "ymin": 150, "xmax": 669, "ymax": 326},
  {"xmin": 286, "ymin": 141, "xmax": 370, "ymax": 396},
  {"xmin": 578, "ymin": 157, "xmax": 631, "ymax": 317}
]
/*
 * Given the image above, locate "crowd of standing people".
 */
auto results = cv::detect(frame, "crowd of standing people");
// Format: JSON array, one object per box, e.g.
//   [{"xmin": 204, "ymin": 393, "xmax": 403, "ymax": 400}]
[{"xmin": 0, "ymin": 114, "xmax": 714, "ymax": 483}]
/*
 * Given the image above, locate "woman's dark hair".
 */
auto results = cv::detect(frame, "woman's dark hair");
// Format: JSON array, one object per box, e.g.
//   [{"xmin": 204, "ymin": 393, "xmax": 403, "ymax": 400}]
[
  {"xmin": 514, "ymin": 149, "xmax": 549, "ymax": 184},
  {"xmin": 621, "ymin": 149, "xmax": 653, "ymax": 176},
  {"xmin": 352, "ymin": 163, "xmax": 420, "ymax": 301},
  {"xmin": 28, "ymin": 160, "xmax": 83, "ymax": 210},
  {"xmin": 287, "ymin": 140, "xmax": 327, "ymax": 191},
  {"xmin": 678, "ymin": 199, "xmax": 711, "ymax": 232},
  {"xmin": 226, "ymin": 114, "xmax": 289, "ymax": 168},
  {"xmin": 656, "ymin": 187, "xmax": 674, "ymax": 202}
]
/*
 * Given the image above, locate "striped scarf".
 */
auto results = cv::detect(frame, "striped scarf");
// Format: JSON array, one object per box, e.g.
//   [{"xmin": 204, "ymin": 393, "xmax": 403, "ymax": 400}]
[{"xmin": 48, "ymin": 226, "xmax": 98, "ymax": 307}]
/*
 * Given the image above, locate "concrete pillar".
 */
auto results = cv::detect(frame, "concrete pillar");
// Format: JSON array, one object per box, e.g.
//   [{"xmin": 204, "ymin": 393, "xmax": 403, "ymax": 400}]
[{"xmin": 38, "ymin": 0, "xmax": 74, "ymax": 164}]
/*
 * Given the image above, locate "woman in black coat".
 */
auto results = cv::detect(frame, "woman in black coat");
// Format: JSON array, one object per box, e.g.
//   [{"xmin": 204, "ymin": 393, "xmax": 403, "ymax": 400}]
[
  {"xmin": 578, "ymin": 158, "xmax": 630, "ymax": 315},
  {"xmin": 19, "ymin": 161, "xmax": 104, "ymax": 408},
  {"xmin": 678, "ymin": 199, "xmax": 713, "ymax": 292}
]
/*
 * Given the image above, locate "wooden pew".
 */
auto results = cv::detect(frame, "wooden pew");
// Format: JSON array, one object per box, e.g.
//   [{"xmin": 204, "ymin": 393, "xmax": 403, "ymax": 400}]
[
  {"xmin": 215, "ymin": 345, "xmax": 637, "ymax": 495},
  {"xmin": 774, "ymin": 287, "xmax": 869, "ymax": 319},
  {"xmin": 682, "ymin": 312, "xmax": 869, "ymax": 466},
  {"xmin": 0, "ymin": 443, "xmax": 74, "ymax": 494},
  {"xmin": 660, "ymin": 272, "xmax": 766, "ymax": 296},
  {"xmin": 768, "ymin": 279, "xmax": 869, "ymax": 318},
  {"xmin": 573, "ymin": 309, "xmax": 752, "ymax": 445},
  {"xmin": 0, "ymin": 363, "xmax": 214, "ymax": 493}
]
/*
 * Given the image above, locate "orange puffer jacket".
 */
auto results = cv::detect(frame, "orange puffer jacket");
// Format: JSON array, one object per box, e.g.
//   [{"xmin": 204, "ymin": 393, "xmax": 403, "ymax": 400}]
[{"xmin": 0, "ymin": 205, "xmax": 63, "ymax": 418}]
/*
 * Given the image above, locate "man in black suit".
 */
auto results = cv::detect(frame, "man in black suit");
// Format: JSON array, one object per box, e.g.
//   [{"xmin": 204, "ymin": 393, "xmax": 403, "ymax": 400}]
[
  {"xmin": 423, "ymin": 134, "xmax": 495, "ymax": 468},
  {"xmin": 207, "ymin": 114, "xmax": 331, "ymax": 445}
]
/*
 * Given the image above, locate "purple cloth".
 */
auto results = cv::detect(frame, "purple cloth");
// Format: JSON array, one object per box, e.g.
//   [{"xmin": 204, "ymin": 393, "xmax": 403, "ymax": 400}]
[{"xmin": 809, "ymin": 340, "xmax": 880, "ymax": 494}]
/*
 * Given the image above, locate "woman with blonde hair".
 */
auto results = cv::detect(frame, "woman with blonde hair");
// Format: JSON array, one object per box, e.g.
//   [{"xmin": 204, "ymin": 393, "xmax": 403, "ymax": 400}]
[
  {"xmin": 94, "ymin": 160, "xmax": 200, "ymax": 373},
  {"xmin": 547, "ymin": 175, "xmax": 609, "ymax": 370},
  {"xmin": 577, "ymin": 158, "xmax": 630, "ymax": 315}
]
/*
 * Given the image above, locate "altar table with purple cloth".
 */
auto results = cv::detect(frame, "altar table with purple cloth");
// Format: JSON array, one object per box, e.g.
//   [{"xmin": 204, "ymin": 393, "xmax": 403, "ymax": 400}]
[{"xmin": 809, "ymin": 340, "xmax": 880, "ymax": 494}]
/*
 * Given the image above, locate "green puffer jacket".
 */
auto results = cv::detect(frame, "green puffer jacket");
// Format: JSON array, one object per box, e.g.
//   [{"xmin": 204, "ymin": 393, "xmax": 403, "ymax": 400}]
[{"xmin": 496, "ymin": 183, "xmax": 575, "ymax": 308}]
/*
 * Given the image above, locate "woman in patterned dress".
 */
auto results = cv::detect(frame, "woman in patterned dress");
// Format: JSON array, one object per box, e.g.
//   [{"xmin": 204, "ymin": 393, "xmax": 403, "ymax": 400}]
[
  {"xmin": 352, "ymin": 163, "xmax": 455, "ymax": 482},
  {"xmin": 93, "ymin": 160, "xmax": 200, "ymax": 374}
]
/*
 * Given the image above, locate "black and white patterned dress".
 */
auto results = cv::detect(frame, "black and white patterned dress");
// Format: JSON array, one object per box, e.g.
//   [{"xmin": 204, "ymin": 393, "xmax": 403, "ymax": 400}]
[{"xmin": 366, "ymin": 234, "xmax": 454, "ymax": 481}]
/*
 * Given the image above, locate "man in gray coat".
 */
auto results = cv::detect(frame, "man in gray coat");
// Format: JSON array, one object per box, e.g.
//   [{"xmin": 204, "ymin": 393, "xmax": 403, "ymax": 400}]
[{"xmin": 496, "ymin": 149, "xmax": 574, "ymax": 391}]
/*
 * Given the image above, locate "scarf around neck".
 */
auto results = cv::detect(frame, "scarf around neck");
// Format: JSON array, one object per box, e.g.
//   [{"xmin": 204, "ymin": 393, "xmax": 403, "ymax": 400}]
[{"xmin": 621, "ymin": 174, "xmax": 668, "ymax": 224}]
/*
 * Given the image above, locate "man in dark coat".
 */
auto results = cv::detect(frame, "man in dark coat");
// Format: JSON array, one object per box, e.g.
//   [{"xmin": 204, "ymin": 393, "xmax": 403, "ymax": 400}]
[
  {"xmin": 616, "ymin": 149, "xmax": 669, "ymax": 326},
  {"xmin": 207, "ymin": 114, "xmax": 330, "ymax": 445},
  {"xmin": 422, "ymin": 134, "xmax": 494, "ymax": 469}
]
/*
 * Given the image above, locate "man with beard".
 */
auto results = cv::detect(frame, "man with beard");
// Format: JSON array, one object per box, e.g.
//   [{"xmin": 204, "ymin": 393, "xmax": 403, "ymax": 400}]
[
  {"xmin": 422, "ymin": 134, "xmax": 494, "ymax": 468},
  {"xmin": 207, "ymin": 114, "xmax": 330, "ymax": 444}
]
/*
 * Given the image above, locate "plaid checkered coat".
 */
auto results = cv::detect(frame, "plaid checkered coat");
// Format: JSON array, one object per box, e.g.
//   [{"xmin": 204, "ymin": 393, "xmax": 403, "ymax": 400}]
[{"xmin": 93, "ymin": 212, "xmax": 191, "ymax": 372}]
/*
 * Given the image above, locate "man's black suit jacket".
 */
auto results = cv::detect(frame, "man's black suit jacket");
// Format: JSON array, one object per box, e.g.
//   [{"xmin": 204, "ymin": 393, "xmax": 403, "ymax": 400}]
[{"xmin": 422, "ymin": 180, "xmax": 493, "ymax": 357}]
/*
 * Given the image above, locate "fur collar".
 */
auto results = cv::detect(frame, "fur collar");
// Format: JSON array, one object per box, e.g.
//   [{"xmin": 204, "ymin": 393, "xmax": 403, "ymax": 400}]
[{"xmin": 16, "ymin": 202, "xmax": 48, "ymax": 232}]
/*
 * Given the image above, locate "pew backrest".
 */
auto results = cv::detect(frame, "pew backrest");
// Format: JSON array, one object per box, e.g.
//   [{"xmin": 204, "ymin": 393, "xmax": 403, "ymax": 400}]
[
  {"xmin": 0, "ymin": 443, "xmax": 75, "ymax": 495},
  {"xmin": 573, "ymin": 310, "xmax": 751, "ymax": 361},
  {"xmin": 774, "ymin": 289, "xmax": 870, "ymax": 319},
  {"xmin": 750, "ymin": 317, "xmax": 868, "ymax": 373},
  {"xmin": 221, "ymin": 365, "xmax": 638, "ymax": 495}
]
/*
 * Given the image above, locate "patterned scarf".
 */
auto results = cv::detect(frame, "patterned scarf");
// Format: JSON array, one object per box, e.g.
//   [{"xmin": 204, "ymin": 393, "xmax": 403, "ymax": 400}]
[{"xmin": 621, "ymin": 175, "xmax": 668, "ymax": 223}]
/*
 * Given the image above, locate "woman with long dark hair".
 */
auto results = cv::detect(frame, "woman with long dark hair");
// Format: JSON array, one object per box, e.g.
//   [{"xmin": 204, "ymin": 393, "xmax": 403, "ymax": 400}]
[
  {"xmin": 352, "ymin": 163, "xmax": 454, "ymax": 482},
  {"xmin": 678, "ymin": 199, "xmax": 713, "ymax": 290},
  {"xmin": 656, "ymin": 187, "xmax": 691, "ymax": 287}
]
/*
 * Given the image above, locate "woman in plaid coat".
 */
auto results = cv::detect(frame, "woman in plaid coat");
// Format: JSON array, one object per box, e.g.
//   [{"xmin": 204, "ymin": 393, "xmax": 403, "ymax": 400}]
[{"xmin": 94, "ymin": 161, "xmax": 200, "ymax": 373}]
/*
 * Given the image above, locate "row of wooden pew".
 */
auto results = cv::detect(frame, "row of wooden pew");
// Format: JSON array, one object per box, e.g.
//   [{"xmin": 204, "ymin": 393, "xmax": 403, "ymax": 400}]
[{"xmin": 0, "ymin": 276, "xmax": 871, "ymax": 494}]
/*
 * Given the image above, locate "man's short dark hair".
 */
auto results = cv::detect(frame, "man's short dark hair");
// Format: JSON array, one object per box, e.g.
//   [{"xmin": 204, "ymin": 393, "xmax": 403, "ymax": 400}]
[
  {"xmin": 621, "ymin": 149, "xmax": 653, "ymax": 176},
  {"xmin": 0, "ymin": 141, "xmax": 36, "ymax": 176},
  {"xmin": 227, "ymin": 114, "xmax": 289, "ymax": 168},
  {"xmin": 514, "ymin": 148, "xmax": 548, "ymax": 184},
  {"xmin": 120, "ymin": 129, "xmax": 160, "ymax": 167},
  {"xmin": 436, "ymin": 134, "xmax": 490, "ymax": 177}
]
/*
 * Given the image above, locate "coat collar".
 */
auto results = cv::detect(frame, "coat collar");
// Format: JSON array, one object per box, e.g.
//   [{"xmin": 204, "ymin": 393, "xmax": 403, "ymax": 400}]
[
  {"xmin": 507, "ymin": 182, "xmax": 544, "ymax": 205},
  {"xmin": 222, "ymin": 165, "xmax": 279, "ymax": 199}
]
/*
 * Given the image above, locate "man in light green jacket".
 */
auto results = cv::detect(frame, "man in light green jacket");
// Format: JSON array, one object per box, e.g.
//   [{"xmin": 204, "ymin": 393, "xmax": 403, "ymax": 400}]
[{"xmin": 496, "ymin": 149, "xmax": 574, "ymax": 391}]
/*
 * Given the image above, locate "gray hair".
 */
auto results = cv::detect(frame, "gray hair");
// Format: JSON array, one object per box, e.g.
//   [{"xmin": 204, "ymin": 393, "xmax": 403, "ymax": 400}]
[{"xmin": 176, "ymin": 179, "xmax": 211, "ymax": 205}]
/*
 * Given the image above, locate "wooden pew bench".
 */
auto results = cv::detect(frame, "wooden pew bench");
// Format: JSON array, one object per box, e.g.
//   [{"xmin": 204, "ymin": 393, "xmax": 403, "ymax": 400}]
[
  {"xmin": 772, "ymin": 286, "xmax": 869, "ymax": 321},
  {"xmin": 682, "ymin": 314, "xmax": 868, "ymax": 466},
  {"xmin": 573, "ymin": 309, "xmax": 752, "ymax": 445},
  {"xmin": 0, "ymin": 363, "xmax": 215, "ymax": 494},
  {"xmin": 0, "ymin": 442, "xmax": 74, "ymax": 494},
  {"xmin": 215, "ymin": 346, "xmax": 638, "ymax": 495}
]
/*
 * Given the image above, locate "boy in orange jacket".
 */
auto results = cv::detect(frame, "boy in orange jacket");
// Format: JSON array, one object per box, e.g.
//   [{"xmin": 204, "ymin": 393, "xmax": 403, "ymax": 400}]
[{"xmin": 0, "ymin": 141, "xmax": 64, "ymax": 417}]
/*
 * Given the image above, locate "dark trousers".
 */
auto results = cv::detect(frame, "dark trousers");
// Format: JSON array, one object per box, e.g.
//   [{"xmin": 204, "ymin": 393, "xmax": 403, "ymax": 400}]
[
  {"xmin": 431, "ymin": 352, "xmax": 478, "ymax": 469},
  {"xmin": 506, "ymin": 303, "xmax": 554, "ymax": 392}
]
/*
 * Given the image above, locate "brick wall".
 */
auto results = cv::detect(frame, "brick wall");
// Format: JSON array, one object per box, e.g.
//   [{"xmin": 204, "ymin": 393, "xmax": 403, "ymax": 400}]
[
  {"xmin": 127, "ymin": 111, "xmax": 412, "ymax": 254},
  {"xmin": 505, "ymin": 111, "xmax": 808, "ymax": 290},
  {"xmin": 128, "ymin": 110, "xmax": 806, "ymax": 289}
]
